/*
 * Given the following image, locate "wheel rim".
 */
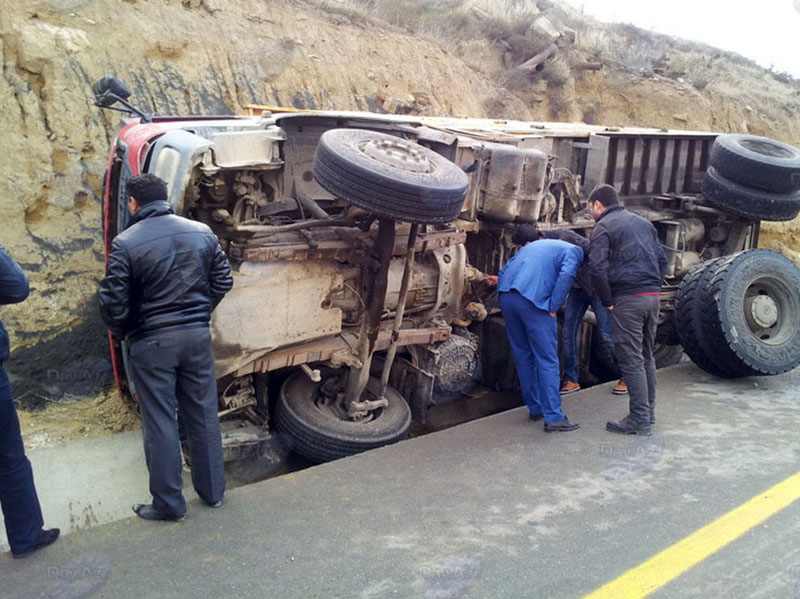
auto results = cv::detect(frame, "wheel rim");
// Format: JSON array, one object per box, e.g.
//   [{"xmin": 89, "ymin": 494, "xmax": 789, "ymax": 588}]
[
  {"xmin": 742, "ymin": 276, "xmax": 797, "ymax": 345},
  {"xmin": 310, "ymin": 375, "xmax": 385, "ymax": 424},
  {"xmin": 360, "ymin": 138, "xmax": 436, "ymax": 174}
]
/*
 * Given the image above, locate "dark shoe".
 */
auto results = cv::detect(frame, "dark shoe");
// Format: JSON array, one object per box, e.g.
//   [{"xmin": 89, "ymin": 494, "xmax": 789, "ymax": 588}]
[
  {"xmin": 529, "ymin": 413, "xmax": 544, "ymax": 422},
  {"xmin": 544, "ymin": 417, "xmax": 580, "ymax": 433},
  {"xmin": 204, "ymin": 499, "xmax": 222, "ymax": 508},
  {"xmin": 606, "ymin": 416, "xmax": 652, "ymax": 436},
  {"xmin": 132, "ymin": 503, "xmax": 185, "ymax": 522},
  {"xmin": 12, "ymin": 528, "xmax": 60, "ymax": 559}
]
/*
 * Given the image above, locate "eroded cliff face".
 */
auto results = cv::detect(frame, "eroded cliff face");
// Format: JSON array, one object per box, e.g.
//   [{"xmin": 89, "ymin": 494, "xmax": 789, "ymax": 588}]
[
  {"xmin": 0, "ymin": 0, "xmax": 798, "ymax": 404},
  {"xmin": 0, "ymin": 0, "xmax": 532, "ymax": 404}
]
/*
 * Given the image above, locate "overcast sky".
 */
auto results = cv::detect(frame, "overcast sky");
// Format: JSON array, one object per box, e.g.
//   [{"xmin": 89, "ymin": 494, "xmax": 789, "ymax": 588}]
[{"xmin": 562, "ymin": 0, "xmax": 800, "ymax": 78}]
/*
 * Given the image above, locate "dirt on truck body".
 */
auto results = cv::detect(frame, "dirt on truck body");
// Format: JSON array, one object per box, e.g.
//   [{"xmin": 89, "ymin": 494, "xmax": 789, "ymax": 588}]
[{"xmin": 94, "ymin": 76, "xmax": 800, "ymax": 463}]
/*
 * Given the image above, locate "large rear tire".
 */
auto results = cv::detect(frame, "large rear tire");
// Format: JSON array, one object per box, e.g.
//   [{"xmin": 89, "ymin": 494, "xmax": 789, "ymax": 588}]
[
  {"xmin": 674, "ymin": 259, "xmax": 756, "ymax": 378},
  {"xmin": 676, "ymin": 251, "xmax": 800, "ymax": 377},
  {"xmin": 312, "ymin": 129, "xmax": 469, "ymax": 224}
]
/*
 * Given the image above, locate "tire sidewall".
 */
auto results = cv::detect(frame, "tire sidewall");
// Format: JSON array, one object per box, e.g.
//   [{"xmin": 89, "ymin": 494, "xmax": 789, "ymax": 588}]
[{"xmin": 317, "ymin": 129, "xmax": 468, "ymax": 196}]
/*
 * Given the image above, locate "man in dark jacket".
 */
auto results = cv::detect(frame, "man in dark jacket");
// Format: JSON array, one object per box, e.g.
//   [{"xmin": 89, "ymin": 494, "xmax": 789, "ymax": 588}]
[
  {"xmin": 539, "ymin": 228, "xmax": 619, "ymax": 395},
  {"xmin": 588, "ymin": 184, "xmax": 668, "ymax": 435},
  {"xmin": 99, "ymin": 174, "xmax": 233, "ymax": 521},
  {"xmin": 0, "ymin": 244, "xmax": 60, "ymax": 557}
]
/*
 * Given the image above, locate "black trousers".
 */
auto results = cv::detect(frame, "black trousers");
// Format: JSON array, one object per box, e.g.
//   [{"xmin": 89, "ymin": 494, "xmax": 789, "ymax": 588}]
[
  {"xmin": 0, "ymin": 366, "xmax": 45, "ymax": 554},
  {"xmin": 128, "ymin": 326, "xmax": 225, "ymax": 516},
  {"xmin": 610, "ymin": 294, "xmax": 660, "ymax": 426}
]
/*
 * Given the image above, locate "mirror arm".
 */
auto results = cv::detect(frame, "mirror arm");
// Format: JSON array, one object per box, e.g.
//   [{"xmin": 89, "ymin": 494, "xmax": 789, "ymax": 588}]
[{"xmin": 95, "ymin": 94, "xmax": 152, "ymax": 123}]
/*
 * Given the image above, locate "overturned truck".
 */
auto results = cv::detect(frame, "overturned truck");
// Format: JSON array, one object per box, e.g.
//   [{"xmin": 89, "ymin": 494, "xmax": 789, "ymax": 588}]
[{"xmin": 94, "ymin": 77, "xmax": 800, "ymax": 463}]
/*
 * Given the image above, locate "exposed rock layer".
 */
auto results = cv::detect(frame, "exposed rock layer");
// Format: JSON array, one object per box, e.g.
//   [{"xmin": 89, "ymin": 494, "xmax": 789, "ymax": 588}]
[{"xmin": 0, "ymin": 0, "xmax": 798, "ymax": 404}]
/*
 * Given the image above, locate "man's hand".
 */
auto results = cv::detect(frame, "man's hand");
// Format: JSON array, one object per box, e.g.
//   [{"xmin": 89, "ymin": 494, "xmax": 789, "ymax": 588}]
[
  {"xmin": 549, "ymin": 311, "xmax": 557, "ymax": 318},
  {"xmin": 482, "ymin": 275, "xmax": 498, "ymax": 287},
  {"xmin": 607, "ymin": 305, "xmax": 615, "ymax": 311}
]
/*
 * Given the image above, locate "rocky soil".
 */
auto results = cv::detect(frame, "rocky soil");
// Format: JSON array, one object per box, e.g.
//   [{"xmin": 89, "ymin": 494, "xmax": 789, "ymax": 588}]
[{"xmin": 1, "ymin": 0, "xmax": 798, "ymax": 441}]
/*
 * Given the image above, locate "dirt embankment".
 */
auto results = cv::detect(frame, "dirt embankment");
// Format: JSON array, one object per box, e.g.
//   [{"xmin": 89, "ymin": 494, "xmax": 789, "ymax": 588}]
[
  {"xmin": 1, "ymin": 0, "xmax": 799, "ymax": 439},
  {"xmin": 0, "ymin": 0, "xmax": 529, "ymax": 413}
]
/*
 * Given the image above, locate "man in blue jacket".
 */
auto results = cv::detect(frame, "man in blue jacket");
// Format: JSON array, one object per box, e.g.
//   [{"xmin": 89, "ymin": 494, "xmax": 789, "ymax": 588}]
[
  {"xmin": 485, "ymin": 225, "xmax": 583, "ymax": 432},
  {"xmin": 588, "ymin": 184, "xmax": 668, "ymax": 435},
  {"xmin": 0, "ymin": 244, "xmax": 60, "ymax": 558},
  {"xmin": 99, "ymin": 174, "xmax": 233, "ymax": 522}
]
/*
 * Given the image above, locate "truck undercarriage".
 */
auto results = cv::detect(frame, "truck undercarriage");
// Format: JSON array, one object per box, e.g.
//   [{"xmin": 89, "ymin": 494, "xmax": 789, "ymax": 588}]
[{"xmin": 95, "ymin": 77, "xmax": 800, "ymax": 463}]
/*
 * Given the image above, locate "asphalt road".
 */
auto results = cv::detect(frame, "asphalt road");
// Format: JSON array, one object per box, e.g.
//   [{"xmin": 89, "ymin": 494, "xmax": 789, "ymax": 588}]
[{"xmin": 2, "ymin": 362, "xmax": 799, "ymax": 599}]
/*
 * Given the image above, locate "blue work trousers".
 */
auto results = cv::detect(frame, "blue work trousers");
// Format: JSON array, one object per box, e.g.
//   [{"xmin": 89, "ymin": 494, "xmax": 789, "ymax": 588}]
[
  {"xmin": 499, "ymin": 290, "xmax": 565, "ymax": 424},
  {"xmin": 562, "ymin": 288, "xmax": 617, "ymax": 383},
  {"xmin": 0, "ymin": 367, "xmax": 45, "ymax": 555}
]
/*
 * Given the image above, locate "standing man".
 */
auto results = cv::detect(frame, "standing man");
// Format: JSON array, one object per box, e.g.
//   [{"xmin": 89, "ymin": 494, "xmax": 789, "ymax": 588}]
[
  {"xmin": 0, "ymin": 244, "xmax": 60, "ymax": 558},
  {"xmin": 484, "ymin": 225, "xmax": 583, "ymax": 432},
  {"xmin": 100, "ymin": 174, "xmax": 233, "ymax": 521},
  {"xmin": 588, "ymin": 184, "xmax": 668, "ymax": 435},
  {"xmin": 537, "ymin": 228, "xmax": 619, "ymax": 395}
]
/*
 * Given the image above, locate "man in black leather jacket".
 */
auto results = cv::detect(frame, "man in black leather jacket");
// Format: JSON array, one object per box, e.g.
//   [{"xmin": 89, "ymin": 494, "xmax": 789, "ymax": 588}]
[
  {"xmin": 99, "ymin": 174, "xmax": 233, "ymax": 521},
  {"xmin": 588, "ymin": 184, "xmax": 668, "ymax": 436},
  {"xmin": 1, "ymin": 244, "xmax": 60, "ymax": 557}
]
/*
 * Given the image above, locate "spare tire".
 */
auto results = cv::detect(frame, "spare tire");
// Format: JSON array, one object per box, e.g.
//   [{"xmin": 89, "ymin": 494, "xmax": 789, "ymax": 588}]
[
  {"xmin": 710, "ymin": 134, "xmax": 800, "ymax": 194},
  {"xmin": 702, "ymin": 166, "xmax": 800, "ymax": 222},
  {"xmin": 678, "ymin": 250, "xmax": 800, "ymax": 377},
  {"xmin": 275, "ymin": 371, "xmax": 411, "ymax": 463},
  {"xmin": 312, "ymin": 128, "xmax": 469, "ymax": 224}
]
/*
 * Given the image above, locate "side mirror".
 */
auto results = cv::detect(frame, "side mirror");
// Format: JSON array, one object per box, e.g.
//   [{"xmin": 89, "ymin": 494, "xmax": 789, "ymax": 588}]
[
  {"xmin": 91, "ymin": 75, "xmax": 151, "ymax": 122},
  {"xmin": 92, "ymin": 76, "xmax": 132, "ymax": 107}
]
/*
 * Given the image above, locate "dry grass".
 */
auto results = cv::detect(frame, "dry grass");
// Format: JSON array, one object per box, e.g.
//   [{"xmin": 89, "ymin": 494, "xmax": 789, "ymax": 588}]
[
  {"xmin": 540, "ymin": 54, "xmax": 570, "ymax": 86},
  {"xmin": 305, "ymin": 0, "xmax": 800, "ymax": 142},
  {"xmin": 18, "ymin": 389, "xmax": 140, "ymax": 449}
]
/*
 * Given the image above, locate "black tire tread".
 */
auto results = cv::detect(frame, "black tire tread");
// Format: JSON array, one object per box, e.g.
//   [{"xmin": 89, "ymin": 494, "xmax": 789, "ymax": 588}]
[
  {"xmin": 674, "ymin": 259, "xmax": 743, "ymax": 378},
  {"xmin": 312, "ymin": 129, "xmax": 468, "ymax": 224},
  {"xmin": 710, "ymin": 134, "xmax": 800, "ymax": 194},
  {"xmin": 314, "ymin": 154, "xmax": 464, "ymax": 220},
  {"xmin": 695, "ymin": 254, "xmax": 759, "ymax": 378},
  {"xmin": 274, "ymin": 373, "xmax": 411, "ymax": 463},
  {"xmin": 702, "ymin": 167, "xmax": 800, "ymax": 222}
]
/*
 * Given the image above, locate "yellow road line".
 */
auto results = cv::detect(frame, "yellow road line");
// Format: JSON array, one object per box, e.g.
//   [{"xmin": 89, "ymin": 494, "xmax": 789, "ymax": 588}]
[{"xmin": 584, "ymin": 469, "xmax": 800, "ymax": 599}]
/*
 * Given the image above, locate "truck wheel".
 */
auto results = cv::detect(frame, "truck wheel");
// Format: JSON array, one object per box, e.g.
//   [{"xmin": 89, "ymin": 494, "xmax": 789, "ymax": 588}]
[
  {"xmin": 710, "ymin": 134, "xmax": 800, "ymax": 194},
  {"xmin": 674, "ymin": 259, "xmax": 755, "ymax": 378},
  {"xmin": 589, "ymin": 334, "xmax": 681, "ymax": 382},
  {"xmin": 312, "ymin": 129, "xmax": 469, "ymax": 224},
  {"xmin": 702, "ymin": 167, "xmax": 800, "ymax": 222},
  {"xmin": 678, "ymin": 251, "xmax": 800, "ymax": 377},
  {"xmin": 653, "ymin": 343, "xmax": 683, "ymax": 368},
  {"xmin": 274, "ymin": 371, "xmax": 411, "ymax": 463}
]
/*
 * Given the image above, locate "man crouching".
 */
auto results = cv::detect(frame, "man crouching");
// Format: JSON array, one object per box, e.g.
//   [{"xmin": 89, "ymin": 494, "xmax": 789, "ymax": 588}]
[
  {"xmin": 484, "ymin": 225, "xmax": 583, "ymax": 432},
  {"xmin": 99, "ymin": 174, "xmax": 233, "ymax": 521}
]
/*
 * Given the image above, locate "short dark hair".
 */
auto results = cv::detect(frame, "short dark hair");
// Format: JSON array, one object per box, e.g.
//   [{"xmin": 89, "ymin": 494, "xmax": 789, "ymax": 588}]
[
  {"xmin": 127, "ymin": 174, "xmax": 168, "ymax": 206},
  {"xmin": 588, "ymin": 184, "xmax": 619, "ymax": 207},
  {"xmin": 511, "ymin": 223, "xmax": 540, "ymax": 245}
]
